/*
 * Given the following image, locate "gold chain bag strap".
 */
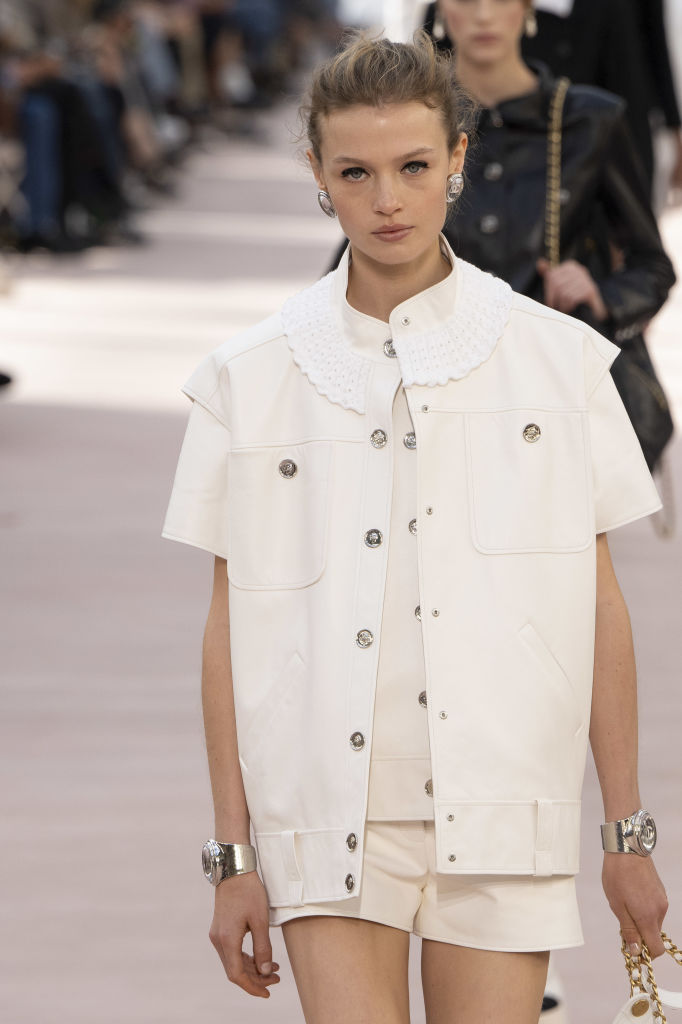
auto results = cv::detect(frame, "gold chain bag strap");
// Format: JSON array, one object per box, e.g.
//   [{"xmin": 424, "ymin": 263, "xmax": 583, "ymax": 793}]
[
  {"xmin": 614, "ymin": 934, "xmax": 682, "ymax": 1023},
  {"xmin": 544, "ymin": 76, "xmax": 571, "ymax": 267}
]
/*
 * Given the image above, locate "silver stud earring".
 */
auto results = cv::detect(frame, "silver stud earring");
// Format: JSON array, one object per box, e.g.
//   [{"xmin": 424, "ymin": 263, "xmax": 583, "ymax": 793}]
[
  {"xmin": 432, "ymin": 9, "xmax": 446, "ymax": 40},
  {"xmin": 446, "ymin": 173, "xmax": 464, "ymax": 203},
  {"xmin": 317, "ymin": 190, "xmax": 337, "ymax": 218},
  {"xmin": 524, "ymin": 8, "xmax": 538, "ymax": 37}
]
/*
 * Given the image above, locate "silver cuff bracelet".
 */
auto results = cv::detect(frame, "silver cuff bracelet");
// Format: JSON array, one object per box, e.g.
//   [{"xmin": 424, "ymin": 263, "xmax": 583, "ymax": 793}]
[{"xmin": 202, "ymin": 839, "xmax": 257, "ymax": 885}]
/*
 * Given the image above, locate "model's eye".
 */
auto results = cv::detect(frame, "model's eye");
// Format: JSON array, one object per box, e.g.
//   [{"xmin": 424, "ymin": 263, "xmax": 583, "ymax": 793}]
[
  {"xmin": 403, "ymin": 160, "xmax": 428, "ymax": 174},
  {"xmin": 341, "ymin": 166, "xmax": 367, "ymax": 180}
]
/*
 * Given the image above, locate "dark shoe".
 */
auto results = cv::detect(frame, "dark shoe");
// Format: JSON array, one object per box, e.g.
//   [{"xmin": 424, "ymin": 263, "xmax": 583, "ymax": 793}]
[{"xmin": 15, "ymin": 232, "xmax": 92, "ymax": 254}]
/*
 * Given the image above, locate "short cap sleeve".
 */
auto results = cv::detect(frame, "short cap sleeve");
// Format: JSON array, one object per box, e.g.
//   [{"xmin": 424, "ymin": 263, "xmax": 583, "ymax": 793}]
[
  {"xmin": 162, "ymin": 354, "xmax": 231, "ymax": 559},
  {"xmin": 584, "ymin": 329, "xmax": 663, "ymax": 533}
]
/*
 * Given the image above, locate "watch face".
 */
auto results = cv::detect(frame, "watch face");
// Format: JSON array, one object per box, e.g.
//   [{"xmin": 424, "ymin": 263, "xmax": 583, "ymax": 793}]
[
  {"xmin": 202, "ymin": 840, "xmax": 221, "ymax": 882},
  {"xmin": 632, "ymin": 811, "xmax": 657, "ymax": 855}
]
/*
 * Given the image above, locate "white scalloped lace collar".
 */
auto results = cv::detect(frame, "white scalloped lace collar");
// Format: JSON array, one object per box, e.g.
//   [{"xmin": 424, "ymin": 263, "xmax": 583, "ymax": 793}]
[{"xmin": 280, "ymin": 234, "xmax": 513, "ymax": 414}]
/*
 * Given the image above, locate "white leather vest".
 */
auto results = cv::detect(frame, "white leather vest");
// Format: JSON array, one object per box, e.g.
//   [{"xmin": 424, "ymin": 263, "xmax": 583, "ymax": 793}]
[{"xmin": 163, "ymin": 239, "xmax": 661, "ymax": 907}]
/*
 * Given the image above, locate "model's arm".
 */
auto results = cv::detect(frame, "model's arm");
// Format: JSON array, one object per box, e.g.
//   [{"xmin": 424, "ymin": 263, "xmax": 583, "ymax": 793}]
[
  {"xmin": 203, "ymin": 556, "xmax": 251, "ymax": 844},
  {"xmin": 595, "ymin": 109, "xmax": 676, "ymax": 332},
  {"xmin": 590, "ymin": 533, "xmax": 668, "ymax": 957},
  {"xmin": 203, "ymin": 556, "xmax": 281, "ymax": 997}
]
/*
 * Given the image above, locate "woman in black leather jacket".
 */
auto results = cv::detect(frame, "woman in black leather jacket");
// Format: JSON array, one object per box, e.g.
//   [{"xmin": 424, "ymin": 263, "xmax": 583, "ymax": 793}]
[
  {"xmin": 429, "ymin": 0, "xmax": 675, "ymax": 334},
  {"xmin": 430, "ymin": 0, "xmax": 677, "ymax": 469}
]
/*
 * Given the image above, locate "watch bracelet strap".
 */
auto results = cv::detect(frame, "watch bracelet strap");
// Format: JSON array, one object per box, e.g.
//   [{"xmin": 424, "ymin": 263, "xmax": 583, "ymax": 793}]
[
  {"xmin": 215, "ymin": 841, "xmax": 257, "ymax": 877},
  {"xmin": 601, "ymin": 820, "xmax": 634, "ymax": 853}
]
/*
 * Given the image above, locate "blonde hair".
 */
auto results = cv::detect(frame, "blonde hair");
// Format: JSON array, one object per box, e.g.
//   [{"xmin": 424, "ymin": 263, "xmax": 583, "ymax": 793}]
[{"xmin": 301, "ymin": 30, "xmax": 476, "ymax": 162}]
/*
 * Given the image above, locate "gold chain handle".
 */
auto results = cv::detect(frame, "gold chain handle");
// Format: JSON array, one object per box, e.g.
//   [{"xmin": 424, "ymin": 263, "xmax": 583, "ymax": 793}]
[
  {"xmin": 621, "ymin": 933, "xmax": 682, "ymax": 1023},
  {"xmin": 544, "ymin": 76, "xmax": 571, "ymax": 268}
]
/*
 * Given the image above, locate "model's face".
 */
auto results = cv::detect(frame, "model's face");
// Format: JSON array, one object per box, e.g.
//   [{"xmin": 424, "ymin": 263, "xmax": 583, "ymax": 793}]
[
  {"xmin": 439, "ymin": 0, "xmax": 529, "ymax": 64},
  {"xmin": 308, "ymin": 102, "xmax": 466, "ymax": 267}
]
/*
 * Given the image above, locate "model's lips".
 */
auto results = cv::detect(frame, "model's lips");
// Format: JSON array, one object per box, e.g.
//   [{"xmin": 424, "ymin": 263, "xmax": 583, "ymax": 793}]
[
  {"xmin": 372, "ymin": 225, "xmax": 413, "ymax": 242},
  {"xmin": 472, "ymin": 33, "xmax": 499, "ymax": 43}
]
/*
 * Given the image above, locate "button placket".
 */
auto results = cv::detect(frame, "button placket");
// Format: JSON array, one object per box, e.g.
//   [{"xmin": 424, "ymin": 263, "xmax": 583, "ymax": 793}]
[{"xmin": 348, "ymin": 372, "xmax": 399, "ymax": 869}]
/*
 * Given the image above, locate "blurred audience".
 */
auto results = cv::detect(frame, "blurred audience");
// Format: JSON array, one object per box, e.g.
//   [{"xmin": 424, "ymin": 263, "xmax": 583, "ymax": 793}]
[{"xmin": 0, "ymin": 0, "xmax": 341, "ymax": 254}]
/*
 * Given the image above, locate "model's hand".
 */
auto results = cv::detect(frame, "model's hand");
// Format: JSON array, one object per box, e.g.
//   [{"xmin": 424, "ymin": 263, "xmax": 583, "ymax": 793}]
[
  {"xmin": 209, "ymin": 870, "xmax": 281, "ymax": 998},
  {"xmin": 536, "ymin": 258, "xmax": 608, "ymax": 321},
  {"xmin": 602, "ymin": 853, "xmax": 668, "ymax": 958}
]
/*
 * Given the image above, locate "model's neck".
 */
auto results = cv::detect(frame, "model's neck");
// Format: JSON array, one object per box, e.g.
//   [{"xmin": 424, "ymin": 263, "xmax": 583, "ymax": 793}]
[
  {"xmin": 345, "ymin": 240, "xmax": 450, "ymax": 323},
  {"xmin": 456, "ymin": 52, "xmax": 538, "ymax": 110}
]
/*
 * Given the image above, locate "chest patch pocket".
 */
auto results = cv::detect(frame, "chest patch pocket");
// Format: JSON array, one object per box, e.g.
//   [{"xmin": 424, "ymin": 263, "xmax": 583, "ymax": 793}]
[
  {"xmin": 465, "ymin": 409, "xmax": 592, "ymax": 553},
  {"xmin": 227, "ymin": 440, "xmax": 333, "ymax": 589}
]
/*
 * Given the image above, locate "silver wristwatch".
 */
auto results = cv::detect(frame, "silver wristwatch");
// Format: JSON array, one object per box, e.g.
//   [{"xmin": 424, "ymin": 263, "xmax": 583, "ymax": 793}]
[
  {"xmin": 601, "ymin": 810, "xmax": 657, "ymax": 857},
  {"xmin": 202, "ymin": 840, "xmax": 257, "ymax": 885}
]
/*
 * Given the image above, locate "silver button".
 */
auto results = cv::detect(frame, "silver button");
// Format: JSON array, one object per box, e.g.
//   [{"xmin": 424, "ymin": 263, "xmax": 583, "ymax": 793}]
[
  {"xmin": 403, "ymin": 432, "xmax": 416, "ymax": 450},
  {"xmin": 356, "ymin": 629, "xmax": 374, "ymax": 648},
  {"xmin": 448, "ymin": 853, "xmax": 456, "ymax": 862},
  {"xmin": 364, "ymin": 528, "xmax": 383, "ymax": 548},
  {"xmin": 415, "ymin": 604, "xmax": 421, "ymax": 621},
  {"xmin": 418, "ymin": 690, "xmax": 427, "ymax": 708},
  {"xmin": 425, "ymin": 778, "xmax": 433, "ymax": 797},
  {"xmin": 345, "ymin": 873, "xmax": 355, "ymax": 892},
  {"xmin": 446, "ymin": 813, "xmax": 454, "ymax": 821},
  {"xmin": 278, "ymin": 459, "xmax": 297, "ymax": 478},
  {"xmin": 421, "ymin": 404, "xmax": 429, "ymax": 412},
  {"xmin": 425, "ymin": 507, "xmax": 433, "ymax": 515},
  {"xmin": 350, "ymin": 731, "xmax": 365, "ymax": 750},
  {"xmin": 480, "ymin": 214, "xmax": 500, "ymax": 234},
  {"xmin": 346, "ymin": 832, "xmax": 358, "ymax": 851},
  {"xmin": 370, "ymin": 428, "xmax": 387, "ymax": 448},
  {"xmin": 432, "ymin": 608, "xmax": 439, "ymax": 617},
  {"xmin": 439, "ymin": 710, "xmax": 448, "ymax": 719},
  {"xmin": 383, "ymin": 338, "xmax": 396, "ymax": 358},
  {"xmin": 523, "ymin": 423, "xmax": 541, "ymax": 443},
  {"xmin": 400, "ymin": 316, "xmax": 411, "ymax": 327},
  {"xmin": 409, "ymin": 518, "xmax": 417, "ymax": 535},
  {"xmin": 559, "ymin": 187, "xmax": 571, "ymax": 205},
  {"xmin": 484, "ymin": 161, "xmax": 503, "ymax": 181}
]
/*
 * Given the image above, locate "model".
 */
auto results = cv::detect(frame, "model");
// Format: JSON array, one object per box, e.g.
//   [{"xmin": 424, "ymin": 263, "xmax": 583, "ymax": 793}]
[{"xmin": 162, "ymin": 31, "xmax": 668, "ymax": 1024}]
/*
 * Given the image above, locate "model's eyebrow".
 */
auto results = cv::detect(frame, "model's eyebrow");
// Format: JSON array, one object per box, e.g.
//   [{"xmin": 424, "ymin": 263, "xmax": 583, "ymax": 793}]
[{"xmin": 331, "ymin": 147, "xmax": 436, "ymax": 165}]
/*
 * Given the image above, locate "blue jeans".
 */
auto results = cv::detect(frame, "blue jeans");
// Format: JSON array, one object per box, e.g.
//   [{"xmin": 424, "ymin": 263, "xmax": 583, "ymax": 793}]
[{"xmin": 18, "ymin": 91, "xmax": 61, "ymax": 237}]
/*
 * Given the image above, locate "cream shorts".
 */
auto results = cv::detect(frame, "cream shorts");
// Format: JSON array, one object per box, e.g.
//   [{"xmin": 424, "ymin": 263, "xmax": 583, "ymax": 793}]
[{"xmin": 269, "ymin": 820, "xmax": 584, "ymax": 952}]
